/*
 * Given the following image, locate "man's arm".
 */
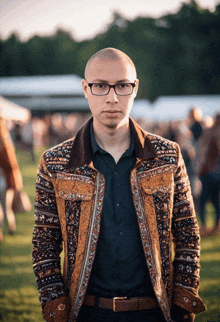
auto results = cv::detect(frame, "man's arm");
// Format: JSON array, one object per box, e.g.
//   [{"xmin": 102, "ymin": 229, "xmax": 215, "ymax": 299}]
[
  {"xmin": 32, "ymin": 153, "xmax": 70, "ymax": 322},
  {"xmin": 171, "ymin": 143, "xmax": 206, "ymax": 321}
]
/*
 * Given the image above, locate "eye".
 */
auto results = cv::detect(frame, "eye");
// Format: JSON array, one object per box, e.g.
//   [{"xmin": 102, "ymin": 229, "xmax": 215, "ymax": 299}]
[
  {"xmin": 118, "ymin": 83, "xmax": 129, "ymax": 89},
  {"xmin": 94, "ymin": 84, "xmax": 108, "ymax": 89}
]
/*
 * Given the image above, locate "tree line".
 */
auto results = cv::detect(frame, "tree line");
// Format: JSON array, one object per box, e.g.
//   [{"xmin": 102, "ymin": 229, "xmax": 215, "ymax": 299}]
[{"xmin": 1, "ymin": 0, "xmax": 220, "ymax": 102}]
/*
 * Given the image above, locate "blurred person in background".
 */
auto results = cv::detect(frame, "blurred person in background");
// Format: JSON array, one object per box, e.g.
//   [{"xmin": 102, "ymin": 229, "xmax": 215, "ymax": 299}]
[
  {"xmin": 174, "ymin": 119, "xmax": 202, "ymax": 210},
  {"xmin": 186, "ymin": 107, "xmax": 204, "ymax": 212},
  {"xmin": 64, "ymin": 113, "xmax": 85, "ymax": 139},
  {"xmin": 21, "ymin": 117, "xmax": 35, "ymax": 162},
  {"xmin": 201, "ymin": 115, "xmax": 214, "ymax": 130},
  {"xmin": 196, "ymin": 112, "xmax": 220, "ymax": 237},
  {"xmin": 165, "ymin": 121, "xmax": 177, "ymax": 142},
  {"xmin": 50, "ymin": 113, "xmax": 66, "ymax": 145},
  {"xmin": 0, "ymin": 117, "xmax": 24, "ymax": 240},
  {"xmin": 188, "ymin": 106, "xmax": 203, "ymax": 143},
  {"xmin": 13, "ymin": 122, "xmax": 23, "ymax": 149},
  {"xmin": 32, "ymin": 116, "xmax": 48, "ymax": 152},
  {"xmin": 175, "ymin": 119, "xmax": 196, "ymax": 179}
]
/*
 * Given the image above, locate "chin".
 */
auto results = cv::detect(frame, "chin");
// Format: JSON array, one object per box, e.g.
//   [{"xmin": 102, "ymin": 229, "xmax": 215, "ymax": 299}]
[
  {"xmin": 96, "ymin": 114, "xmax": 128, "ymax": 129},
  {"xmin": 105, "ymin": 118, "xmax": 127, "ymax": 129}
]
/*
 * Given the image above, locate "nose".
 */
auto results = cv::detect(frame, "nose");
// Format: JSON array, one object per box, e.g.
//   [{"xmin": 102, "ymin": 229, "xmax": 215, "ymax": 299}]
[{"xmin": 105, "ymin": 87, "xmax": 119, "ymax": 103}]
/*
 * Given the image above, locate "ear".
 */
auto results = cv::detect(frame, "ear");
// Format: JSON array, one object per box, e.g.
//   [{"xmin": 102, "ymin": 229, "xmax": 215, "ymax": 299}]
[
  {"xmin": 82, "ymin": 79, "xmax": 89, "ymax": 99},
  {"xmin": 133, "ymin": 79, "xmax": 139, "ymax": 98}
]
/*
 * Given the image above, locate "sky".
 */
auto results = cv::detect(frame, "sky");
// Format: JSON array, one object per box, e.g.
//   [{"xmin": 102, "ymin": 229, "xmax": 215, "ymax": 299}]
[{"xmin": 0, "ymin": 0, "xmax": 219, "ymax": 42}]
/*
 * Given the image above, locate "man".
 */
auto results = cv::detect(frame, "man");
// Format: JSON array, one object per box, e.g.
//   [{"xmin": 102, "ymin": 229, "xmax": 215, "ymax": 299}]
[{"xmin": 32, "ymin": 48, "xmax": 206, "ymax": 322}]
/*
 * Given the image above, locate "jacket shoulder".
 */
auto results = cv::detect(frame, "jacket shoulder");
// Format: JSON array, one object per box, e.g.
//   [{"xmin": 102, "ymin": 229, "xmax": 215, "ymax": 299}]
[
  {"xmin": 40, "ymin": 137, "xmax": 76, "ymax": 173},
  {"xmin": 146, "ymin": 131, "xmax": 179, "ymax": 155}
]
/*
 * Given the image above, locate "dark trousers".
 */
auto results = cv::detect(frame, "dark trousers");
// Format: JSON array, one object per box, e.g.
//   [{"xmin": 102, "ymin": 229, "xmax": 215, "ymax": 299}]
[
  {"xmin": 76, "ymin": 305, "xmax": 166, "ymax": 322},
  {"xmin": 199, "ymin": 171, "xmax": 220, "ymax": 225}
]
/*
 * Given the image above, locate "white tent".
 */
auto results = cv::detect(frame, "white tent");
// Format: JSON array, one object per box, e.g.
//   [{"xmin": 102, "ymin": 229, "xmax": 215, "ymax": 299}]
[
  {"xmin": 0, "ymin": 96, "xmax": 31, "ymax": 122},
  {"xmin": 131, "ymin": 95, "xmax": 220, "ymax": 120},
  {"xmin": 0, "ymin": 75, "xmax": 84, "ymax": 96},
  {"xmin": 151, "ymin": 95, "xmax": 220, "ymax": 120}
]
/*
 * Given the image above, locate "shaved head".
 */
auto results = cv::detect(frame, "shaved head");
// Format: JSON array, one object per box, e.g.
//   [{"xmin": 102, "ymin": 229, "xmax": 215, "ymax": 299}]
[{"xmin": 84, "ymin": 47, "xmax": 137, "ymax": 79}]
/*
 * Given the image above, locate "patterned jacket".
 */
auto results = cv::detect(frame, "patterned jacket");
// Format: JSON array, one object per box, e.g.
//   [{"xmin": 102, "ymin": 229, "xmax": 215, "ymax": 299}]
[{"xmin": 32, "ymin": 117, "xmax": 206, "ymax": 322}]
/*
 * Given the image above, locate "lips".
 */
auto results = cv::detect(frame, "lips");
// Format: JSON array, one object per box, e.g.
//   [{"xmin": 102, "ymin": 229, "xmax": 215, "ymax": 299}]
[{"xmin": 104, "ymin": 110, "xmax": 120, "ymax": 113}]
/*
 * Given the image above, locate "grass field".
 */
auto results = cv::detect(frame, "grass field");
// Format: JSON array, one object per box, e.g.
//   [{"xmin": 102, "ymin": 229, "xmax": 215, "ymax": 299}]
[{"xmin": 0, "ymin": 149, "xmax": 220, "ymax": 322}]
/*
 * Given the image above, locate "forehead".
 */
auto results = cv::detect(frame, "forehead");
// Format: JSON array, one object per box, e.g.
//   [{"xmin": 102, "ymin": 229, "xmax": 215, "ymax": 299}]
[{"xmin": 85, "ymin": 58, "xmax": 136, "ymax": 82}]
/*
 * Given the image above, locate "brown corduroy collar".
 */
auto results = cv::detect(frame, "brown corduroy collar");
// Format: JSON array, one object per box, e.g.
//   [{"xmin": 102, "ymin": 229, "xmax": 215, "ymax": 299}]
[{"xmin": 67, "ymin": 116, "xmax": 157, "ymax": 169}]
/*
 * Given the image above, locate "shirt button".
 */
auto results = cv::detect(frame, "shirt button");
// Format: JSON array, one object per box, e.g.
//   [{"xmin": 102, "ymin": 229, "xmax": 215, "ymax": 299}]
[
  {"xmin": 114, "ymin": 172, "xmax": 117, "ymax": 175},
  {"xmin": 117, "ymin": 203, "xmax": 120, "ymax": 207},
  {"xmin": 120, "ymin": 232, "xmax": 123, "ymax": 235}
]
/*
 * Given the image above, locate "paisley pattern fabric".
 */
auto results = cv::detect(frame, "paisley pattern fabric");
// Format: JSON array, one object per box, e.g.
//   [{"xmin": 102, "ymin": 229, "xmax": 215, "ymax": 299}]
[{"xmin": 32, "ymin": 117, "xmax": 206, "ymax": 322}]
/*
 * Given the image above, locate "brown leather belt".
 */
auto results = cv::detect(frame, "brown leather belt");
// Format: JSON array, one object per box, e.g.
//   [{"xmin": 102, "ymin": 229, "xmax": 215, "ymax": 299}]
[{"xmin": 84, "ymin": 294, "xmax": 159, "ymax": 312}]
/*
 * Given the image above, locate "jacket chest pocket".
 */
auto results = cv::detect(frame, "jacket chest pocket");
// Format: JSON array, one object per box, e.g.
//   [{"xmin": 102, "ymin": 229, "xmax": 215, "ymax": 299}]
[
  {"xmin": 53, "ymin": 175, "xmax": 94, "ymax": 223},
  {"xmin": 54, "ymin": 174, "xmax": 94, "ymax": 201},
  {"xmin": 140, "ymin": 172, "xmax": 174, "ymax": 221}
]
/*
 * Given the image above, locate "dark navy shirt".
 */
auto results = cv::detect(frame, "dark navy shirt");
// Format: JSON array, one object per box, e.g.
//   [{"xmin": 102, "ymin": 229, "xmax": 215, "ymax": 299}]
[{"xmin": 87, "ymin": 124, "xmax": 155, "ymax": 299}]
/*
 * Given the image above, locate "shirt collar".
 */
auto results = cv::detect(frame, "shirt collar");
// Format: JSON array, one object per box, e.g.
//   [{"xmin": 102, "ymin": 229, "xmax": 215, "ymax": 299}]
[{"xmin": 67, "ymin": 117, "xmax": 157, "ymax": 169}]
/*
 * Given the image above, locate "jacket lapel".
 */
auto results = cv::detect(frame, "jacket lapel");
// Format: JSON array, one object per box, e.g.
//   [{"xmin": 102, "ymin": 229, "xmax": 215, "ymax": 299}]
[{"xmin": 130, "ymin": 166, "xmax": 173, "ymax": 322}]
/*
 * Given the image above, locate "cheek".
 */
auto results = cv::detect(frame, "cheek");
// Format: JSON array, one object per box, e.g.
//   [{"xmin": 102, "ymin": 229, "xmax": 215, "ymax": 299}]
[
  {"xmin": 126, "ymin": 97, "xmax": 135, "ymax": 110},
  {"xmin": 87, "ymin": 97, "xmax": 101, "ymax": 115}
]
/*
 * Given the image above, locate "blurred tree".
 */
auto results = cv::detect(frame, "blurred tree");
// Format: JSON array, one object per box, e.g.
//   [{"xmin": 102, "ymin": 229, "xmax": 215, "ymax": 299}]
[
  {"xmin": 1, "ymin": 0, "xmax": 220, "ymax": 101},
  {"xmin": 52, "ymin": 29, "xmax": 77, "ymax": 74},
  {"xmin": 0, "ymin": 33, "xmax": 25, "ymax": 76}
]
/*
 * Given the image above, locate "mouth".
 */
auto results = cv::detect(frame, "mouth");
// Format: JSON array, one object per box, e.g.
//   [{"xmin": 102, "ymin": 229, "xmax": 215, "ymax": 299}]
[{"xmin": 104, "ymin": 110, "xmax": 121, "ymax": 114}]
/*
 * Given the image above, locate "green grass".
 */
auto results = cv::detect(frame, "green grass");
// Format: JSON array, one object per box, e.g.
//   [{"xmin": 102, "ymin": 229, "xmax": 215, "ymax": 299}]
[
  {"xmin": 0, "ymin": 150, "xmax": 220, "ymax": 322},
  {"xmin": 0, "ymin": 150, "xmax": 44, "ymax": 322}
]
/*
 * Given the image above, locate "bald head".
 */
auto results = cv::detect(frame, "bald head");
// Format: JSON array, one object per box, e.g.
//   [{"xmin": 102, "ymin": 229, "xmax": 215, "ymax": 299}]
[{"xmin": 84, "ymin": 47, "xmax": 137, "ymax": 79}]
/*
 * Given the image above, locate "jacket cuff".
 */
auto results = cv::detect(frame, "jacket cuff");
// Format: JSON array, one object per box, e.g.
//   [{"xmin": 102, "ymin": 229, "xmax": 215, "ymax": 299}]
[
  {"xmin": 42, "ymin": 296, "xmax": 71, "ymax": 322},
  {"xmin": 173, "ymin": 285, "xmax": 206, "ymax": 314}
]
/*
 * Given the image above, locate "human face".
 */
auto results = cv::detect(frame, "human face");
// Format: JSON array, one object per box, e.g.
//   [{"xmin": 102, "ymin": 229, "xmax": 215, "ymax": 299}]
[{"xmin": 82, "ymin": 58, "xmax": 139, "ymax": 130}]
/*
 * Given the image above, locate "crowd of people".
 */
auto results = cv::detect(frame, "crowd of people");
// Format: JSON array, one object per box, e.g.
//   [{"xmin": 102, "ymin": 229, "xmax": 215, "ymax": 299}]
[
  {"xmin": 137, "ymin": 106, "xmax": 220, "ymax": 238},
  {"xmin": 1, "ymin": 106, "xmax": 220, "ymax": 239}
]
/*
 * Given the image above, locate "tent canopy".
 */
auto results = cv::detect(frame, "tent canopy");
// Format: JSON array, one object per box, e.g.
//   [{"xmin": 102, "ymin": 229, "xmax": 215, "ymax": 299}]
[{"xmin": 0, "ymin": 96, "xmax": 31, "ymax": 122}]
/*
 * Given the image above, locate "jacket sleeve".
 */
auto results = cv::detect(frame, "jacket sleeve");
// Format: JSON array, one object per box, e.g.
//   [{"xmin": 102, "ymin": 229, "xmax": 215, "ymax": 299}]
[
  {"xmin": 32, "ymin": 153, "xmax": 71, "ymax": 322},
  {"xmin": 171, "ymin": 143, "xmax": 206, "ymax": 315}
]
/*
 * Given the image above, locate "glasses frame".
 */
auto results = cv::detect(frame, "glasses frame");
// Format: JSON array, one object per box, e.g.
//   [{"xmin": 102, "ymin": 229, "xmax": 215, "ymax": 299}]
[{"xmin": 87, "ymin": 82, "xmax": 136, "ymax": 96}]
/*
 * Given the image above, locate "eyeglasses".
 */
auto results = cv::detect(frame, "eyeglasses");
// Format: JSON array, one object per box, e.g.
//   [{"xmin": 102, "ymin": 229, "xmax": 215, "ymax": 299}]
[{"xmin": 87, "ymin": 82, "xmax": 136, "ymax": 96}]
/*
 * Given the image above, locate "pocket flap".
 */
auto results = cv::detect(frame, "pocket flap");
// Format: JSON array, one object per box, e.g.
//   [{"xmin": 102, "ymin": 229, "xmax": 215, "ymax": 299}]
[
  {"xmin": 54, "ymin": 174, "xmax": 94, "ymax": 201},
  {"xmin": 141, "ymin": 185, "xmax": 171, "ymax": 194},
  {"xmin": 59, "ymin": 190, "xmax": 93, "ymax": 201},
  {"xmin": 140, "ymin": 172, "xmax": 173, "ymax": 195}
]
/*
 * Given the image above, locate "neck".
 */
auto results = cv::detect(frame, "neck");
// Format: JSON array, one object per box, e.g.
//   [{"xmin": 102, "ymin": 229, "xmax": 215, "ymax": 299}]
[{"xmin": 93, "ymin": 118, "xmax": 131, "ymax": 163}]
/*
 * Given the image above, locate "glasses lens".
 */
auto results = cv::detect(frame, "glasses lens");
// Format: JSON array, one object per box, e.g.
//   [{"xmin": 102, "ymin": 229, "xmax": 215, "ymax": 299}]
[
  {"xmin": 91, "ymin": 84, "xmax": 109, "ymax": 95},
  {"xmin": 115, "ymin": 84, "xmax": 133, "ymax": 95}
]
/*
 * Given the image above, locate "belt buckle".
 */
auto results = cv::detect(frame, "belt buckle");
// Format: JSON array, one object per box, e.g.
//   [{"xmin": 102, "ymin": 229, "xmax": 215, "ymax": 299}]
[{"xmin": 113, "ymin": 297, "xmax": 127, "ymax": 312}]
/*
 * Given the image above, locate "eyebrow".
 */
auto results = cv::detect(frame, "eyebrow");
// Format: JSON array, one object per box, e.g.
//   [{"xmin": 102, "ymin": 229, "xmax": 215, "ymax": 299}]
[{"xmin": 90, "ymin": 79, "xmax": 132, "ymax": 83}]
